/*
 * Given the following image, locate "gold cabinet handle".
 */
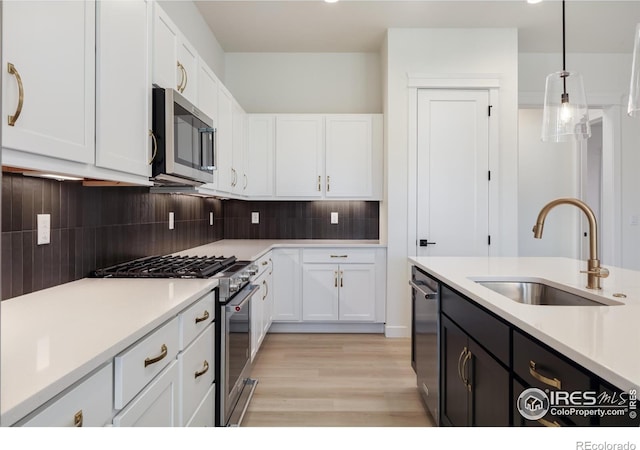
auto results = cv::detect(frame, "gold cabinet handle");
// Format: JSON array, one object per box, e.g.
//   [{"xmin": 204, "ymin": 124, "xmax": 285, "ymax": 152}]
[
  {"xmin": 243, "ymin": 174, "xmax": 248, "ymax": 190},
  {"xmin": 334, "ymin": 271, "xmax": 338, "ymax": 287},
  {"xmin": 330, "ymin": 255, "xmax": 348, "ymax": 258},
  {"xmin": 529, "ymin": 360, "xmax": 562, "ymax": 389},
  {"xmin": 194, "ymin": 360, "xmax": 209, "ymax": 379},
  {"xmin": 263, "ymin": 280, "xmax": 268, "ymax": 300},
  {"xmin": 537, "ymin": 418, "xmax": 561, "ymax": 427},
  {"xmin": 7, "ymin": 63, "xmax": 24, "ymax": 126},
  {"xmin": 269, "ymin": 258, "xmax": 272, "ymax": 275},
  {"xmin": 74, "ymin": 410, "xmax": 83, "ymax": 427},
  {"xmin": 317, "ymin": 175, "xmax": 321, "ymax": 191},
  {"xmin": 195, "ymin": 310, "xmax": 210, "ymax": 324},
  {"xmin": 327, "ymin": 175, "xmax": 330, "ymax": 192},
  {"xmin": 176, "ymin": 61, "xmax": 184, "ymax": 91},
  {"xmin": 462, "ymin": 350, "xmax": 473, "ymax": 391},
  {"xmin": 148, "ymin": 129, "xmax": 157, "ymax": 164},
  {"xmin": 144, "ymin": 344, "xmax": 168, "ymax": 367},
  {"xmin": 181, "ymin": 63, "xmax": 188, "ymax": 93},
  {"xmin": 457, "ymin": 347, "xmax": 467, "ymax": 383},
  {"xmin": 340, "ymin": 270, "xmax": 343, "ymax": 287}
]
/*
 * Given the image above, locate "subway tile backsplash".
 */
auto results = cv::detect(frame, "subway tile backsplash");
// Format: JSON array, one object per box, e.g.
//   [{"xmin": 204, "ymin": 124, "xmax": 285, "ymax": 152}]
[{"xmin": 1, "ymin": 172, "xmax": 380, "ymax": 300}]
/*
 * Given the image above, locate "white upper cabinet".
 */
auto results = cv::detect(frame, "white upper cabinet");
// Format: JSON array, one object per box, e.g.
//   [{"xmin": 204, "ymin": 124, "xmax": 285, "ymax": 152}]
[
  {"xmin": 95, "ymin": 0, "xmax": 151, "ymax": 177},
  {"xmin": 152, "ymin": 3, "xmax": 178, "ymax": 91},
  {"xmin": 176, "ymin": 36, "xmax": 198, "ymax": 106},
  {"xmin": 275, "ymin": 115, "xmax": 324, "ymax": 198},
  {"xmin": 325, "ymin": 115, "xmax": 380, "ymax": 199},
  {"xmin": 2, "ymin": 0, "xmax": 95, "ymax": 164},
  {"xmin": 197, "ymin": 59, "xmax": 219, "ymax": 123},
  {"xmin": 231, "ymin": 99, "xmax": 247, "ymax": 195},
  {"xmin": 215, "ymin": 84, "xmax": 234, "ymax": 193},
  {"xmin": 246, "ymin": 115, "xmax": 275, "ymax": 197}
]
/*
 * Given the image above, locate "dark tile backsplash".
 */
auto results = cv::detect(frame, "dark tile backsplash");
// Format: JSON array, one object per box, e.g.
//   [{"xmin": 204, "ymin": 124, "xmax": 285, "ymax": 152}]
[
  {"xmin": 1, "ymin": 172, "xmax": 223, "ymax": 300},
  {"xmin": 223, "ymin": 200, "xmax": 379, "ymax": 240},
  {"xmin": 1, "ymin": 172, "xmax": 379, "ymax": 300}
]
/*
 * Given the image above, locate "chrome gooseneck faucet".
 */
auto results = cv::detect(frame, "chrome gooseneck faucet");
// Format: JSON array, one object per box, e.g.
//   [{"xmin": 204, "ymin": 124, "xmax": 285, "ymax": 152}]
[{"xmin": 532, "ymin": 197, "xmax": 609, "ymax": 290}]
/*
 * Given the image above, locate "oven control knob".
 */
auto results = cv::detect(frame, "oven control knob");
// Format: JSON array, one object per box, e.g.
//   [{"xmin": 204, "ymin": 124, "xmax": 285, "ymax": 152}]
[
  {"xmin": 229, "ymin": 282, "xmax": 240, "ymax": 293},
  {"xmin": 247, "ymin": 265, "xmax": 258, "ymax": 276},
  {"xmin": 239, "ymin": 273, "xmax": 250, "ymax": 282}
]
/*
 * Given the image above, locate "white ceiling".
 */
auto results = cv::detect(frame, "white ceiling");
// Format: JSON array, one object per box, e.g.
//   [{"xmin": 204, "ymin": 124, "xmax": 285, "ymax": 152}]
[{"xmin": 194, "ymin": 0, "xmax": 640, "ymax": 53}]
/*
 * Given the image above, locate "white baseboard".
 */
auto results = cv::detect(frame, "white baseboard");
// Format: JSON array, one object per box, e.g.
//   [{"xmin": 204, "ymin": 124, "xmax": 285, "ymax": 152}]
[
  {"xmin": 384, "ymin": 325, "xmax": 410, "ymax": 338},
  {"xmin": 269, "ymin": 322, "xmax": 385, "ymax": 334}
]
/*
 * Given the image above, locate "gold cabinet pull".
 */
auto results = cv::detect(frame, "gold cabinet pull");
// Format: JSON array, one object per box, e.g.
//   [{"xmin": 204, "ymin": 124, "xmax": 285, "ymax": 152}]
[
  {"xmin": 74, "ymin": 410, "xmax": 83, "ymax": 427},
  {"xmin": 457, "ymin": 347, "xmax": 467, "ymax": 383},
  {"xmin": 462, "ymin": 350, "xmax": 473, "ymax": 391},
  {"xmin": 334, "ymin": 271, "xmax": 338, "ymax": 287},
  {"xmin": 262, "ymin": 280, "xmax": 268, "ymax": 300},
  {"xmin": 340, "ymin": 270, "xmax": 343, "ymax": 287},
  {"xmin": 529, "ymin": 360, "xmax": 562, "ymax": 389},
  {"xmin": 181, "ymin": 62, "xmax": 188, "ymax": 93},
  {"xmin": 317, "ymin": 175, "xmax": 321, "ymax": 191},
  {"xmin": 537, "ymin": 418, "xmax": 561, "ymax": 427},
  {"xmin": 243, "ymin": 174, "xmax": 248, "ymax": 190},
  {"xmin": 262, "ymin": 260, "xmax": 268, "ymax": 266},
  {"xmin": 330, "ymin": 255, "xmax": 348, "ymax": 258},
  {"xmin": 269, "ymin": 258, "xmax": 272, "ymax": 275},
  {"xmin": 177, "ymin": 61, "xmax": 186, "ymax": 92},
  {"xmin": 144, "ymin": 344, "xmax": 168, "ymax": 367},
  {"xmin": 7, "ymin": 63, "xmax": 24, "ymax": 126},
  {"xmin": 327, "ymin": 175, "xmax": 331, "ymax": 192},
  {"xmin": 148, "ymin": 129, "xmax": 157, "ymax": 164},
  {"xmin": 194, "ymin": 360, "xmax": 209, "ymax": 379},
  {"xmin": 195, "ymin": 310, "xmax": 210, "ymax": 324}
]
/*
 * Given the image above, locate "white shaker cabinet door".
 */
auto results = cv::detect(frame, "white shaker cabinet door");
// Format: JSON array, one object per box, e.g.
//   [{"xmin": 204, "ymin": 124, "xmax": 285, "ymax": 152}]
[
  {"xmin": 302, "ymin": 264, "xmax": 339, "ymax": 321},
  {"xmin": 2, "ymin": 0, "xmax": 95, "ymax": 163},
  {"xmin": 95, "ymin": 0, "xmax": 151, "ymax": 177},
  {"xmin": 275, "ymin": 115, "xmax": 324, "ymax": 198},
  {"xmin": 246, "ymin": 114, "xmax": 275, "ymax": 197},
  {"xmin": 177, "ymin": 36, "xmax": 199, "ymax": 106},
  {"xmin": 337, "ymin": 264, "xmax": 376, "ymax": 322},
  {"xmin": 197, "ymin": 60, "xmax": 219, "ymax": 123},
  {"xmin": 152, "ymin": 3, "xmax": 179, "ymax": 90},
  {"xmin": 216, "ymin": 85, "xmax": 234, "ymax": 193},
  {"xmin": 272, "ymin": 249, "xmax": 302, "ymax": 322}
]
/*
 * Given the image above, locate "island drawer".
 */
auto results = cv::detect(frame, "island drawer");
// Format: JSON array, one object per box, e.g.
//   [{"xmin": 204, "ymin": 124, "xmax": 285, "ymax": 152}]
[
  {"xmin": 440, "ymin": 284, "xmax": 509, "ymax": 365},
  {"xmin": 179, "ymin": 291, "xmax": 215, "ymax": 350}
]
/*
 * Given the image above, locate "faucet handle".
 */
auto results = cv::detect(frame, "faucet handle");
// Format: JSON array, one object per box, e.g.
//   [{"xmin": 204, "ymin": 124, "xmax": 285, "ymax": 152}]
[{"xmin": 580, "ymin": 267, "xmax": 610, "ymax": 278}]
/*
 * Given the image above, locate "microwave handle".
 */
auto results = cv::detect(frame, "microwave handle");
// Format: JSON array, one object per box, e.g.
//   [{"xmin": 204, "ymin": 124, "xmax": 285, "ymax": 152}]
[{"xmin": 199, "ymin": 127, "xmax": 216, "ymax": 171}]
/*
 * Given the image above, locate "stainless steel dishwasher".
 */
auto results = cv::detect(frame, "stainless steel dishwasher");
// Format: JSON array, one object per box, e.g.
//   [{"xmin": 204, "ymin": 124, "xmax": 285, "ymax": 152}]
[{"xmin": 410, "ymin": 266, "xmax": 440, "ymax": 425}]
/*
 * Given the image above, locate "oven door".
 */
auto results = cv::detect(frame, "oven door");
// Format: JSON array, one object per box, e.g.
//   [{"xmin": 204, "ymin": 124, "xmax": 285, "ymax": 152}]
[{"xmin": 221, "ymin": 283, "xmax": 259, "ymax": 426}]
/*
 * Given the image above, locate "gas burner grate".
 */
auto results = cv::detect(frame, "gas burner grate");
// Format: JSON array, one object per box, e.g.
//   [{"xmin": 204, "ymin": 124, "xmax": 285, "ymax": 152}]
[{"xmin": 91, "ymin": 255, "xmax": 238, "ymax": 279}]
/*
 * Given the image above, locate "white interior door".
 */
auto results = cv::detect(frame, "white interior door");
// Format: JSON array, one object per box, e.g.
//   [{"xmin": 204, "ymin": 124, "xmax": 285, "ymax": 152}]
[{"xmin": 416, "ymin": 89, "xmax": 490, "ymax": 256}]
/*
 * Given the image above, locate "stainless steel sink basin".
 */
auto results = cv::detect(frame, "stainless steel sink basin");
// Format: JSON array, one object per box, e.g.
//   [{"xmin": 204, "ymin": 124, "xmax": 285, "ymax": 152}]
[{"xmin": 475, "ymin": 280, "xmax": 621, "ymax": 306}]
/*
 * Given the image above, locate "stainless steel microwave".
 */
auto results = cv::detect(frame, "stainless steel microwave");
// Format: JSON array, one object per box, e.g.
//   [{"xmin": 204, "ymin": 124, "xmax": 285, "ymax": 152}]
[{"xmin": 151, "ymin": 87, "xmax": 216, "ymax": 186}]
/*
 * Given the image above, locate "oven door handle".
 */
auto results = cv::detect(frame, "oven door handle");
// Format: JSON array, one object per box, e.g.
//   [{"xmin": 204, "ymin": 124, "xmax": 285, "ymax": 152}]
[{"xmin": 225, "ymin": 284, "xmax": 260, "ymax": 312}]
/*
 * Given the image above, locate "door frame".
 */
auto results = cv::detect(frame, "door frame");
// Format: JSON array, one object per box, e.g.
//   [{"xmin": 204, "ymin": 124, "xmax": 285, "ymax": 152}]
[
  {"xmin": 519, "ymin": 92, "xmax": 623, "ymax": 267},
  {"xmin": 407, "ymin": 74, "xmax": 501, "ymax": 257}
]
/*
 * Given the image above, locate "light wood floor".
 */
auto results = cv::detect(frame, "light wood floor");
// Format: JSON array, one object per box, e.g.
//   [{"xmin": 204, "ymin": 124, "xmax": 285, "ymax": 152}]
[{"xmin": 242, "ymin": 333, "xmax": 434, "ymax": 427}]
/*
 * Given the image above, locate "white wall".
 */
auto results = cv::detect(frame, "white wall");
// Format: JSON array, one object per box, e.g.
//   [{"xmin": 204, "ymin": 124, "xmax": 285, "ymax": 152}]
[
  {"xmin": 520, "ymin": 52, "xmax": 640, "ymax": 270},
  {"xmin": 158, "ymin": 0, "xmax": 226, "ymax": 82},
  {"xmin": 385, "ymin": 28, "xmax": 519, "ymax": 337},
  {"xmin": 224, "ymin": 53, "xmax": 382, "ymax": 113},
  {"xmin": 518, "ymin": 109, "xmax": 579, "ymax": 258}
]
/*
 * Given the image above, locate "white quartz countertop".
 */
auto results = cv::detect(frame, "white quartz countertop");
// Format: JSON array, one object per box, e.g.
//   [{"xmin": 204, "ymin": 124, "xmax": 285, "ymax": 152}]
[
  {"xmin": 408, "ymin": 256, "xmax": 640, "ymax": 392},
  {"xmin": 0, "ymin": 278, "xmax": 217, "ymax": 426},
  {"xmin": 174, "ymin": 239, "xmax": 385, "ymax": 261}
]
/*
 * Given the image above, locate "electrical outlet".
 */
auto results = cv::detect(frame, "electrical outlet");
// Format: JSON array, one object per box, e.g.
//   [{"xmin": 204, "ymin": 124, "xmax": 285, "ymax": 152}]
[
  {"xmin": 251, "ymin": 212, "xmax": 260, "ymax": 224},
  {"xmin": 209, "ymin": 212, "xmax": 214, "ymax": 226},
  {"xmin": 37, "ymin": 214, "xmax": 51, "ymax": 245},
  {"xmin": 169, "ymin": 212, "xmax": 175, "ymax": 230},
  {"xmin": 631, "ymin": 215, "xmax": 639, "ymax": 226},
  {"xmin": 331, "ymin": 212, "xmax": 339, "ymax": 224}
]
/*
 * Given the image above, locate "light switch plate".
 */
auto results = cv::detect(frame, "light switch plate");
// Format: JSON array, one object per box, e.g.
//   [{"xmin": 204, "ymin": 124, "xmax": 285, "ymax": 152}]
[
  {"xmin": 169, "ymin": 212, "xmax": 175, "ymax": 230},
  {"xmin": 331, "ymin": 212, "xmax": 339, "ymax": 224},
  {"xmin": 251, "ymin": 212, "xmax": 260, "ymax": 224},
  {"xmin": 210, "ymin": 212, "xmax": 214, "ymax": 226},
  {"xmin": 37, "ymin": 214, "xmax": 51, "ymax": 245}
]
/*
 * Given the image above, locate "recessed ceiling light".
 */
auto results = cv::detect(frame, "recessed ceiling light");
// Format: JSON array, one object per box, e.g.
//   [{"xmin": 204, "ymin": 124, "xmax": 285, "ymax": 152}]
[
  {"xmin": 324, "ymin": 0, "xmax": 339, "ymax": 3},
  {"xmin": 527, "ymin": 0, "xmax": 543, "ymax": 4}
]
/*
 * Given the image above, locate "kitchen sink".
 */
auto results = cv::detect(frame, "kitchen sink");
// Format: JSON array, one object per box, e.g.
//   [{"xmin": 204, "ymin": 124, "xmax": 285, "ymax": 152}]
[{"xmin": 474, "ymin": 280, "xmax": 623, "ymax": 306}]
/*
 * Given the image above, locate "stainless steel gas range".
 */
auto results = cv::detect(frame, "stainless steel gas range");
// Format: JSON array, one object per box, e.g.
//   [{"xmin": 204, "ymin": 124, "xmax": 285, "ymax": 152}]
[{"xmin": 92, "ymin": 254, "xmax": 260, "ymax": 427}]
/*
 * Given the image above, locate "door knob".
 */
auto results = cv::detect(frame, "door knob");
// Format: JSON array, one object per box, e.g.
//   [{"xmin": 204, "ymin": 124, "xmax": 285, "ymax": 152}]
[{"xmin": 419, "ymin": 240, "xmax": 437, "ymax": 247}]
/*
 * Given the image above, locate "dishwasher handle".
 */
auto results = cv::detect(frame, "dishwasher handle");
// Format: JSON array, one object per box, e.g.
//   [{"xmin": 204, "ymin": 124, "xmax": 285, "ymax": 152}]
[{"xmin": 409, "ymin": 280, "xmax": 438, "ymax": 300}]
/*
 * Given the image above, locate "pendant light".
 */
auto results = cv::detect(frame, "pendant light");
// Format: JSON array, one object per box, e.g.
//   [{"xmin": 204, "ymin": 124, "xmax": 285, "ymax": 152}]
[
  {"xmin": 541, "ymin": 0, "xmax": 591, "ymax": 142},
  {"xmin": 628, "ymin": 23, "xmax": 640, "ymax": 117}
]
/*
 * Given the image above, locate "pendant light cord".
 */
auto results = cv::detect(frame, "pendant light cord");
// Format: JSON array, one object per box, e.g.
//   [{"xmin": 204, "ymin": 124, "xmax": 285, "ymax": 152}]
[{"xmin": 562, "ymin": 0, "xmax": 567, "ymax": 96}]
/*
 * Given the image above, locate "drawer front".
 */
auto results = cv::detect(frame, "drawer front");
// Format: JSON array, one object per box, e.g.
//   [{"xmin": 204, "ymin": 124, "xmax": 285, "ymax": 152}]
[
  {"xmin": 186, "ymin": 383, "xmax": 215, "ymax": 427},
  {"xmin": 512, "ymin": 377, "xmax": 573, "ymax": 428},
  {"xmin": 112, "ymin": 360, "xmax": 180, "ymax": 427},
  {"xmin": 302, "ymin": 248, "xmax": 375, "ymax": 264},
  {"xmin": 180, "ymin": 291, "xmax": 215, "ymax": 350},
  {"xmin": 115, "ymin": 316, "xmax": 180, "ymax": 409},
  {"xmin": 513, "ymin": 330, "xmax": 592, "ymax": 426},
  {"xmin": 180, "ymin": 323, "xmax": 215, "ymax": 426},
  {"xmin": 253, "ymin": 251, "xmax": 272, "ymax": 278},
  {"xmin": 21, "ymin": 363, "xmax": 113, "ymax": 427},
  {"xmin": 440, "ymin": 285, "xmax": 509, "ymax": 365}
]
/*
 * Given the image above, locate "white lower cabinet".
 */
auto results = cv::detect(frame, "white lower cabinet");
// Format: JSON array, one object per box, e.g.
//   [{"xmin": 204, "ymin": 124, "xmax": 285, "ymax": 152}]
[
  {"xmin": 179, "ymin": 323, "xmax": 215, "ymax": 426},
  {"xmin": 272, "ymin": 248, "xmax": 302, "ymax": 322},
  {"xmin": 112, "ymin": 360, "xmax": 180, "ymax": 427},
  {"xmin": 186, "ymin": 383, "xmax": 215, "ymax": 427},
  {"xmin": 251, "ymin": 266, "xmax": 273, "ymax": 361},
  {"xmin": 19, "ymin": 363, "xmax": 113, "ymax": 427}
]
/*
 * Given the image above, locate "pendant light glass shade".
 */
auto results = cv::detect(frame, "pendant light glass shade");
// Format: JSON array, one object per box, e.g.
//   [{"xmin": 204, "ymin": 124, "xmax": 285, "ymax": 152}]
[
  {"xmin": 628, "ymin": 23, "xmax": 640, "ymax": 117},
  {"xmin": 542, "ymin": 70, "xmax": 591, "ymax": 142}
]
